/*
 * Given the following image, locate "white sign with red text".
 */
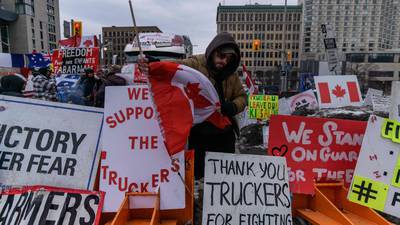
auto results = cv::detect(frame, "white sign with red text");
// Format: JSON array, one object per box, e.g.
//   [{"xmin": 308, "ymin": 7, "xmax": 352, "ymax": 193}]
[
  {"xmin": 314, "ymin": 75, "xmax": 362, "ymax": 109},
  {"xmin": 100, "ymin": 85, "xmax": 185, "ymax": 212}
]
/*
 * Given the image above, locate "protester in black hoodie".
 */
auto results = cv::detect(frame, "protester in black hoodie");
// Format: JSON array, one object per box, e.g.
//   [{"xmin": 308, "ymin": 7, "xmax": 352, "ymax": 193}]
[
  {"xmin": 139, "ymin": 32, "xmax": 247, "ymax": 179},
  {"xmin": 0, "ymin": 75, "xmax": 26, "ymax": 97}
]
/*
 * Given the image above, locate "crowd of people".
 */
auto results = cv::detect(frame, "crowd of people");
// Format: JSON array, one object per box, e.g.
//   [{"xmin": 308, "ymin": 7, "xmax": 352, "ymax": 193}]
[{"xmin": 0, "ymin": 64, "xmax": 127, "ymax": 108}]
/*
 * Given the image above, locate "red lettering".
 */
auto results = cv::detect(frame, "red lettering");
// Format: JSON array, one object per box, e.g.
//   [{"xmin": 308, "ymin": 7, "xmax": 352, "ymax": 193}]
[
  {"xmin": 106, "ymin": 116, "xmax": 117, "ymax": 128},
  {"xmin": 109, "ymin": 171, "xmax": 118, "ymax": 185},
  {"xmin": 118, "ymin": 177, "xmax": 128, "ymax": 191},
  {"xmin": 142, "ymin": 88, "xmax": 149, "ymax": 100},
  {"xmin": 144, "ymin": 108, "xmax": 153, "ymax": 119},
  {"xmin": 160, "ymin": 169, "xmax": 170, "ymax": 183},
  {"xmin": 129, "ymin": 182, "xmax": 138, "ymax": 192},
  {"xmin": 126, "ymin": 107, "xmax": 134, "ymax": 120},
  {"xmin": 129, "ymin": 136, "xmax": 139, "ymax": 150},
  {"xmin": 171, "ymin": 159, "xmax": 180, "ymax": 172},
  {"xmin": 101, "ymin": 165, "xmax": 109, "ymax": 179},
  {"xmin": 152, "ymin": 174, "xmax": 159, "ymax": 187},
  {"xmin": 129, "ymin": 136, "xmax": 158, "ymax": 150},
  {"xmin": 140, "ymin": 183, "xmax": 149, "ymax": 192},
  {"xmin": 151, "ymin": 136, "xmax": 158, "ymax": 149},
  {"xmin": 128, "ymin": 87, "xmax": 141, "ymax": 100}
]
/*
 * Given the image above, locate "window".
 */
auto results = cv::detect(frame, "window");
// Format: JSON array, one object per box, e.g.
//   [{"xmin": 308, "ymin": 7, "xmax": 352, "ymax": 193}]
[
  {"xmin": 0, "ymin": 25, "xmax": 10, "ymax": 53},
  {"xmin": 40, "ymin": 31, "xmax": 43, "ymax": 39},
  {"xmin": 41, "ymin": 41, "xmax": 44, "ymax": 49},
  {"xmin": 16, "ymin": 0, "xmax": 35, "ymax": 16}
]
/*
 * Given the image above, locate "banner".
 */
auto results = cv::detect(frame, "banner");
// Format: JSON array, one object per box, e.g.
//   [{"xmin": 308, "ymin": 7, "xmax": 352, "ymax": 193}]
[
  {"xmin": 0, "ymin": 186, "xmax": 104, "ymax": 225},
  {"xmin": 248, "ymin": 95, "xmax": 278, "ymax": 120},
  {"xmin": 287, "ymin": 90, "xmax": 318, "ymax": 113},
  {"xmin": 100, "ymin": 85, "xmax": 185, "ymax": 212},
  {"xmin": 348, "ymin": 116, "xmax": 400, "ymax": 218},
  {"xmin": 314, "ymin": 75, "xmax": 362, "ymax": 109},
  {"xmin": 390, "ymin": 81, "xmax": 400, "ymax": 121},
  {"xmin": 0, "ymin": 96, "xmax": 103, "ymax": 190},
  {"xmin": 202, "ymin": 152, "xmax": 292, "ymax": 225},
  {"xmin": 268, "ymin": 115, "xmax": 367, "ymax": 194},
  {"xmin": 52, "ymin": 48, "xmax": 99, "ymax": 75}
]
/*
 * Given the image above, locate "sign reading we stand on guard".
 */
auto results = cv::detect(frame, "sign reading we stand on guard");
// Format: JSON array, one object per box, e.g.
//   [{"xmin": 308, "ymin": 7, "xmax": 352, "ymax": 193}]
[
  {"xmin": 100, "ymin": 85, "xmax": 185, "ymax": 212},
  {"xmin": 0, "ymin": 96, "xmax": 103, "ymax": 190},
  {"xmin": 268, "ymin": 115, "xmax": 367, "ymax": 194},
  {"xmin": 348, "ymin": 116, "xmax": 400, "ymax": 218},
  {"xmin": 202, "ymin": 152, "xmax": 292, "ymax": 225}
]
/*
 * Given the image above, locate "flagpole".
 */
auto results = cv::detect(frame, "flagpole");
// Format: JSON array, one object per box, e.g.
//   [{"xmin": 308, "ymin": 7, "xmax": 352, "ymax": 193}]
[{"xmin": 128, "ymin": 0, "xmax": 144, "ymax": 57}]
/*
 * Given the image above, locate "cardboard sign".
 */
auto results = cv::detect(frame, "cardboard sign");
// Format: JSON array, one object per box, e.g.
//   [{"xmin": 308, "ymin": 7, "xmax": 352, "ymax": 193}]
[
  {"xmin": 202, "ymin": 152, "xmax": 292, "ymax": 225},
  {"xmin": 321, "ymin": 24, "xmax": 340, "ymax": 74},
  {"xmin": 248, "ymin": 95, "xmax": 278, "ymax": 120},
  {"xmin": 363, "ymin": 88, "xmax": 383, "ymax": 106},
  {"xmin": 372, "ymin": 95, "xmax": 391, "ymax": 113},
  {"xmin": 0, "ymin": 96, "xmax": 103, "ymax": 190},
  {"xmin": 390, "ymin": 81, "xmax": 400, "ymax": 121},
  {"xmin": 268, "ymin": 115, "xmax": 367, "ymax": 194},
  {"xmin": 0, "ymin": 186, "xmax": 104, "ymax": 225},
  {"xmin": 100, "ymin": 85, "xmax": 185, "ymax": 212},
  {"xmin": 287, "ymin": 90, "xmax": 318, "ymax": 113},
  {"xmin": 348, "ymin": 116, "xmax": 400, "ymax": 218},
  {"xmin": 52, "ymin": 48, "xmax": 99, "ymax": 75},
  {"xmin": 314, "ymin": 75, "xmax": 362, "ymax": 109}
]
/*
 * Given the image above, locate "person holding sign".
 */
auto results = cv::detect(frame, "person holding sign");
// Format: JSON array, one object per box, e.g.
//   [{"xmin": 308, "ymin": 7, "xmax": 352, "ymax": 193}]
[{"xmin": 138, "ymin": 33, "xmax": 246, "ymax": 179}]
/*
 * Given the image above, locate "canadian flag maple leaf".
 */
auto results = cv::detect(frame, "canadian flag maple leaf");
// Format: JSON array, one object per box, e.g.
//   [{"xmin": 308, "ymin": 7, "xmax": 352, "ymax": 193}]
[
  {"xmin": 184, "ymin": 82, "xmax": 212, "ymax": 108},
  {"xmin": 332, "ymin": 85, "xmax": 346, "ymax": 98}
]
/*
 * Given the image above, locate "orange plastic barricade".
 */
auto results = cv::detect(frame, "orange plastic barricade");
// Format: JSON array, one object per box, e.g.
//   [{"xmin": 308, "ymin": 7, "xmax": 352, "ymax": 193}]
[
  {"xmin": 100, "ymin": 150, "xmax": 194, "ymax": 225},
  {"xmin": 293, "ymin": 182, "xmax": 392, "ymax": 225}
]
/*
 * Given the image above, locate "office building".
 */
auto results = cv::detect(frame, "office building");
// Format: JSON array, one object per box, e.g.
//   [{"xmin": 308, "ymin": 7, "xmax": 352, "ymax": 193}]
[
  {"xmin": 102, "ymin": 26, "xmax": 161, "ymax": 65},
  {"xmin": 217, "ymin": 4, "xmax": 303, "ymax": 90}
]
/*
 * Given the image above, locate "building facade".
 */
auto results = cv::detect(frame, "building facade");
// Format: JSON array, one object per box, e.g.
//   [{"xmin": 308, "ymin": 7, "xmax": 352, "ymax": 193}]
[
  {"xmin": 1, "ymin": 0, "xmax": 60, "ymax": 54},
  {"xmin": 102, "ymin": 26, "xmax": 161, "ymax": 65},
  {"xmin": 343, "ymin": 51, "xmax": 400, "ymax": 94},
  {"xmin": 217, "ymin": 4, "xmax": 303, "ymax": 90},
  {"xmin": 301, "ymin": 0, "xmax": 400, "ymax": 60}
]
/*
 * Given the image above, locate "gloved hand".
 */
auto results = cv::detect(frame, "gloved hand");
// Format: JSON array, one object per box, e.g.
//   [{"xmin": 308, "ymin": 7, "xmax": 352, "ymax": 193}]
[
  {"xmin": 221, "ymin": 101, "xmax": 237, "ymax": 117},
  {"xmin": 137, "ymin": 55, "xmax": 160, "ymax": 75}
]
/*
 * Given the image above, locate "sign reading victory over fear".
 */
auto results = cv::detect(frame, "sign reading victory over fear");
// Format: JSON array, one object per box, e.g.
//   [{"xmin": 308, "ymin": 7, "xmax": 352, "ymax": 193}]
[
  {"xmin": 0, "ymin": 96, "xmax": 103, "ymax": 190},
  {"xmin": 248, "ymin": 95, "xmax": 278, "ymax": 120},
  {"xmin": 100, "ymin": 85, "xmax": 185, "ymax": 212},
  {"xmin": 202, "ymin": 152, "xmax": 292, "ymax": 225},
  {"xmin": 52, "ymin": 48, "xmax": 99, "ymax": 74},
  {"xmin": 268, "ymin": 115, "xmax": 367, "ymax": 194},
  {"xmin": 0, "ymin": 186, "xmax": 104, "ymax": 225},
  {"xmin": 348, "ymin": 116, "xmax": 400, "ymax": 218}
]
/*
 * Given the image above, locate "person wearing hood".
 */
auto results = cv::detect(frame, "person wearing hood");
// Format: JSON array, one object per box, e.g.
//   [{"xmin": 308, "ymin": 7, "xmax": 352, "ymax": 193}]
[
  {"xmin": 71, "ymin": 68, "xmax": 99, "ymax": 106},
  {"xmin": 31, "ymin": 66, "xmax": 57, "ymax": 101},
  {"xmin": 0, "ymin": 74, "xmax": 26, "ymax": 97},
  {"xmin": 139, "ymin": 32, "xmax": 247, "ymax": 179}
]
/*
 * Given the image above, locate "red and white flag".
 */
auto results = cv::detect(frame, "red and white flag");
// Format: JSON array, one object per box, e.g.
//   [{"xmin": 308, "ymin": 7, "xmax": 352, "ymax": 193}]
[
  {"xmin": 148, "ymin": 62, "xmax": 231, "ymax": 156},
  {"xmin": 314, "ymin": 75, "xmax": 362, "ymax": 109},
  {"xmin": 242, "ymin": 64, "xmax": 257, "ymax": 95}
]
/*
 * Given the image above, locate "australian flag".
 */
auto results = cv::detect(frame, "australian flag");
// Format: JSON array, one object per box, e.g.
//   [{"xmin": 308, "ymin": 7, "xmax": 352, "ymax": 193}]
[{"xmin": 26, "ymin": 53, "xmax": 51, "ymax": 69}]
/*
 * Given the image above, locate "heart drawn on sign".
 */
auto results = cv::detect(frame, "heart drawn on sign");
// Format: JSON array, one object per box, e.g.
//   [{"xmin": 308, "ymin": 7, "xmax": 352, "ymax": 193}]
[{"xmin": 271, "ymin": 145, "xmax": 288, "ymax": 157}]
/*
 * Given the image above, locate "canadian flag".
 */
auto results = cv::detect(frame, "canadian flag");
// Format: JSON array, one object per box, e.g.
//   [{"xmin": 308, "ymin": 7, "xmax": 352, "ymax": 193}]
[
  {"xmin": 148, "ymin": 62, "xmax": 231, "ymax": 156},
  {"xmin": 242, "ymin": 64, "xmax": 257, "ymax": 95},
  {"xmin": 314, "ymin": 75, "xmax": 362, "ymax": 109}
]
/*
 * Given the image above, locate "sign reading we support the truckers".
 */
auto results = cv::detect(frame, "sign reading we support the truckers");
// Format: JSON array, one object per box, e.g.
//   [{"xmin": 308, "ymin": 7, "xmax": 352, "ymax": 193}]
[
  {"xmin": 348, "ymin": 116, "xmax": 400, "ymax": 218},
  {"xmin": 52, "ymin": 48, "xmax": 99, "ymax": 74},
  {"xmin": 100, "ymin": 85, "xmax": 185, "ymax": 212},
  {"xmin": 202, "ymin": 152, "xmax": 292, "ymax": 225},
  {"xmin": 0, "ymin": 96, "xmax": 103, "ymax": 190},
  {"xmin": 0, "ymin": 186, "xmax": 104, "ymax": 225},
  {"xmin": 248, "ymin": 95, "xmax": 278, "ymax": 120},
  {"xmin": 268, "ymin": 115, "xmax": 367, "ymax": 194}
]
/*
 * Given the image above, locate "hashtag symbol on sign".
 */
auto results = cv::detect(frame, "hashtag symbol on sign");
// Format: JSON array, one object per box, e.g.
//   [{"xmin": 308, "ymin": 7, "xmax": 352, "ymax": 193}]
[{"xmin": 352, "ymin": 180, "xmax": 378, "ymax": 204}]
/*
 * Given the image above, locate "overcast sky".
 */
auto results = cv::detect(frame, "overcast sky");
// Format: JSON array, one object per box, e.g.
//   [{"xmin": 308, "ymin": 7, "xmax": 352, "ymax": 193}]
[{"xmin": 60, "ymin": 0, "xmax": 298, "ymax": 54}]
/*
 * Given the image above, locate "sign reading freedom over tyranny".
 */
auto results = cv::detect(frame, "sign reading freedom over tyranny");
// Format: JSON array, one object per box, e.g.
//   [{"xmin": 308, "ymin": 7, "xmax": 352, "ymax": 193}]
[
  {"xmin": 0, "ymin": 186, "xmax": 104, "ymax": 225},
  {"xmin": 100, "ymin": 85, "xmax": 185, "ymax": 212},
  {"xmin": 348, "ymin": 116, "xmax": 400, "ymax": 218},
  {"xmin": 268, "ymin": 115, "xmax": 367, "ymax": 194},
  {"xmin": 202, "ymin": 152, "xmax": 292, "ymax": 225},
  {"xmin": 248, "ymin": 95, "xmax": 278, "ymax": 120},
  {"xmin": 0, "ymin": 96, "xmax": 103, "ymax": 190},
  {"xmin": 52, "ymin": 48, "xmax": 99, "ymax": 74}
]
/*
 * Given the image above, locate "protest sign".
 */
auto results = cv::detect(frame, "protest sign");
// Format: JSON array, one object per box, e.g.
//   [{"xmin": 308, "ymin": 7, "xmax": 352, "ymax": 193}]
[
  {"xmin": 287, "ymin": 90, "xmax": 318, "ymax": 113},
  {"xmin": 100, "ymin": 85, "xmax": 185, "ymax": 212},
  {"xmin": 202, "ymin": 152, "xmax": 292, "ymax": 225},
  {"xmin": 363, "ymin": 88, "xmax": 383, "ymax": 106},
  {"xmin": 278, "ymin": 98, "xmax": 291, "ymax": 115},
  {"xmin": 0, "ymin": 96, "xmax": 103, "ymax": 190},
  {"xmin": 0, "ymin": 185, "xmax": 104, "ymax": 225},
  {"xmin": 52, "ymin": 48, "xmax": 99, "ymax": 75},
  {"xmin": 248, "ymin": 95, "xmax": 278, "ymax": 120},
  {"xmin": 348, "ymin": 116, "xmax": 400, "ymax": 218},
  {"xmin": 268, "ymin": 115, "xmax": 367, "ymax": 194},
  {"xmin": 390, "ymin": 81, "xmax": 400, "ymax": 121},
  {"xmin": 314, "ymin": 75, "xmax": 362, "ymax": 109},
  {"xmin": 372, "ymin": 94, "xmax": 391, "ymax": 113}
]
